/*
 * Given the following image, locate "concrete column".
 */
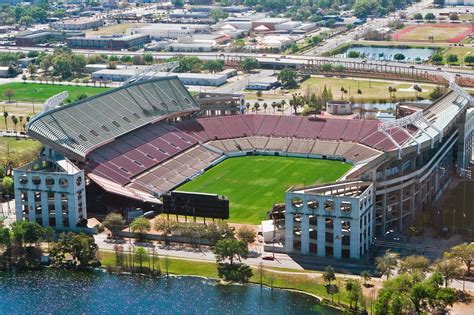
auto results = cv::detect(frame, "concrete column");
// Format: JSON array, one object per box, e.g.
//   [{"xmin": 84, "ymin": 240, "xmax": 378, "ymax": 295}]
[
  {"xmin": 333, "ymin": 219, "xmax": 342, "ymax": 259},
  {"xmin": 317, "ymin": 216, "xmax": 326, "ymax": 257},
  {"xmin": 300, "ymin": 214, "xmax": 310, "ymax": 255},
  {"xmin": 68, "ymin": 192, "xmax": 77, "ymax": 228},
  {"xmin": 41, "ymin": 192, "xmax": 49, "ymax": 227},
  {"xmin": 381, "ymin": 192, "xmax": 387, "ymax": 235},
  {"xmin": 27, "ymin": 191, "xmax": 35, "ymax": 222},
  {"xmin": 350, "ymin": 219, "xmax": 361, "ymax": 259},
  {"xmin": 399, "ymin": 188, "xmax": 403, "ymax": 232},
  {"xmin": 285, "ymin": 212, "xmax": 294, "ymax": 252},
  {"xmin": 14, "ymin": 188, "xmax": 22, "ymax": 222},
  {"xmin": 54, "ymin": 193, "xmax": 63, "ymax": 229}
]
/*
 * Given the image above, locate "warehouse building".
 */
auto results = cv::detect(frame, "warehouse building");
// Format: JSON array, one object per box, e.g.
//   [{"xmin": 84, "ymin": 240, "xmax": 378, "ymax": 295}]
[
  {"xmin": 67, "ymin": 34, "xmax": 150, "ymax": 50},
  {"xmin": 91, "ymin": 68, "xmax": 228, "ymax": 86}
]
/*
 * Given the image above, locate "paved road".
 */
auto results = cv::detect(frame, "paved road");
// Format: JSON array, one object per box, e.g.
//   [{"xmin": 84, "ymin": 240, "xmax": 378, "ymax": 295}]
[{"xmin": 94, "ymin": 233, "xmax": 304, "ymax": 270}]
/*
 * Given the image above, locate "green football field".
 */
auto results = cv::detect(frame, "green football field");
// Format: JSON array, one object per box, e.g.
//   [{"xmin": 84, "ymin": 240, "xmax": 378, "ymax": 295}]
[
  {"xmin": 176, "ymin": 156, "xmax": 351, "ymax": 224},
  {"xmin": 0, "ymin": 83, "xmax": 110, "ymax": 102}
]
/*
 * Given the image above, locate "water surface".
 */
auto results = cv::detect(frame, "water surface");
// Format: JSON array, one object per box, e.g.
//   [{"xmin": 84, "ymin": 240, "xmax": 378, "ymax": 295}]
[{"xmin": 0, "ymin": 270, "xmax": 342, "ymax": 315}]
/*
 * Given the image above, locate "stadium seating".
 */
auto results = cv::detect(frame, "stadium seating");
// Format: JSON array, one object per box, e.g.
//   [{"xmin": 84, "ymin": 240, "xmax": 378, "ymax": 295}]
[{"xmin": 86, "ymin": 114, "xmax": 409, "ymax": 196}]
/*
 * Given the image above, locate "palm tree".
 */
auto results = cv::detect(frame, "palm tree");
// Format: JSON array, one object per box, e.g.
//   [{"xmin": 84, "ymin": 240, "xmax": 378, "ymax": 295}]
[
  {"xmin": 3, "ymin": 110, "xmax": 8, "ymax": 131},
  {"xmin": 11, "ymin": 115, "xmax": 18, "ymax": 137},
  {"xmin": 254, "ymin": 102, "xmax": 260, "ymax": 112},
  {"xmin": 263, "ymin": 103, "xmax": 268, "ymax": 113},
  {"xmin": 271, "ymin": 102, "xmax": 277, "ymax": 113},
  {"xmin": 19, "ymin": 116, "xmax": 23, "ymax": 132}
]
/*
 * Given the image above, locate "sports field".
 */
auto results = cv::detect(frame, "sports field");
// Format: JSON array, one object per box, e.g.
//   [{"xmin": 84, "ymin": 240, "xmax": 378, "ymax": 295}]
[
  {"xmin": 176, "ymin": 156, "xmax": 351, "ymax": 224},
  {"xmin": 391, "ymin": 24, "xmax": 472, "ymax": 43},
  {"xmin": 0, "ymin": 83, "xmax": 110, "ymax": 102}
]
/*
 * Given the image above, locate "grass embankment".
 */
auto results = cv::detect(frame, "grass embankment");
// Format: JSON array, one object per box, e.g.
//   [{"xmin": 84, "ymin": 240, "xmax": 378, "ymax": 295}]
[
  {"xmin": 176, "ymin": 156, "xmax": 351, "ymax": 224},
  {"xmin": 0, "ymin": 137, "xmax": 42, "ymax": 166},
  {"xmin": 98, "ymin": 250, "xmax": 351, "ymax": 307},
  {"xmin": 0, "ymin": 83, "xmax": 110, "ymax": 103},
  {"xmin": 297, "ymin": 76, "xmax": 435, "ymax": 102}
]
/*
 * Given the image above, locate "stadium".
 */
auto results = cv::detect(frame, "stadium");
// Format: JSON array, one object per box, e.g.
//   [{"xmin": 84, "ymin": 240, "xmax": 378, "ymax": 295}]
[{"xmin": 13, "ymin": 75, "xmax": 474, "ymax": 261}]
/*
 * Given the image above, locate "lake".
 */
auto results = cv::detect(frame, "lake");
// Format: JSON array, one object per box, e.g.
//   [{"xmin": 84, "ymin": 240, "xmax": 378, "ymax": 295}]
[
  {"xmin": 339, "ymin": 46, "xmax": 435, "ymax": 62},
  {"xmin": 0, "ymin": 270, "xmax": 343, "ymax": 315}
]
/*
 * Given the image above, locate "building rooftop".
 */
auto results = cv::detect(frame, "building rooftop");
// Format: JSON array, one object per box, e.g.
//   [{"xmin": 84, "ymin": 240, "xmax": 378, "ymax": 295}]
[{"xmin": 27, "ymin": 77, "xmax": 199, "ymax": 160}]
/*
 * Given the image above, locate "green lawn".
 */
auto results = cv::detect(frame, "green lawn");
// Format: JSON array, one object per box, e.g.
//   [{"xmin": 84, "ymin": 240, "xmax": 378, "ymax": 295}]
[
  {"xmin": 298, "ymin": 76, "xmax": 436, "ymax": 102},
  {"xmin": 176, "ymin": 156, "xmax": 351, "ymax": 224},
  {"xmin": 0, "ymin": 137, "xmax": 42, "ymax": 167},
  {"xmin": 0, "ymin": 83, "xmax": 110, "ymax": 102}
]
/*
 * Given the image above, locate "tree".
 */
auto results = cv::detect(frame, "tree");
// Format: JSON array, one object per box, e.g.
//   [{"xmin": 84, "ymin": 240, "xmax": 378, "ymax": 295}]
[
  {"xmin": 256, "ymin": 90, "xmax": 262, "ymax": 99},
  {"xmin": 237, "ymin": 226, "xmax": 256, "ymax": 245},
  {"xmin": 210, "ymin": 9, "xmax": 229, "ymax": 22},
  {"xmin": 431, "ymin": 54, "xmax": 443, "ymax": 65},
  {"xmin": 464, "ymin": 55, "xmax": 474, "ymax": 66},
  {"xmin": 203, "ymin": 60, "xmax": 224, "ymax": 72},
  {"xmin": 130, "ymin": 217, "xmax": 151, "ymax": 240},
  {"xmin": 446, "ymin": 243, "xmax": 474, "ymax": 275},
  {"xmin": 2, "ymin": 176, "xmax": 13, "ymax": 196},
  {"xmin": 413, "ymin": 13, "xmax": 423, "ymax": 20},
  {"xmin": 76, "ymin": 93, "xmax": 88, "ymax": 101},
  {"xmin": 425, "ymin": 13, "xmax": 436, "ymax": 21},
  {"xmin": 172, "ymin": 0, "xmax": 184, "ymax": 8},
  {"xmin": 11, "ymin": 116, "xmax": 18, "ymax": 134},
  {"xmin": 240, "ymin": 58, "xmax": 259, "ymax": 72},
  {"xmin": 42, "ymin": 226, "xmax": 55, "ymax": 248},
  {"xmin": 103, "ymin": 213, "xmax": 126, "ymax": 239},
  {"xmin": 28, "ymin": 63, "xmax": 37, "ymax": 76},
  {"xmin": 22, "ymin": 221, "xmax": 43, "ymax": 245},
  {"xmin": 353, "ymin": 0, "xmax": 380, "ymax": 18},
  {"xmin": 449, "ymin": 12, "xmax": 459, "ymax": 21},
  {"xmin": 176, "ymin": 56, "xmax": 203, "ymax": 73},
  {"xmin": 348, "ymin": 51, "xmax": 361, "ymax": 58},
  {"xmin": 393, "ymin": 53, "xmax": 405, "ymax": 61},
  {"xmin": 321, "ymin": 63, "xmax": 332, "ymax": 72},
  {"xmin": 361, "ymin": 270, "xmax": 372, "ymax": 287},
  {"xmin": 347, "ymin": 280, "xmax": 363, "ymax": 311},
  {"xmin": 134, "ymin": 246, "xmax": 148, "ymax": 269},
  {"xmin": 215, "ymin": 238, "xmax": 252, "ymax": 283},
  {"xmin": 3, "ymin": 89, "xmax": 14, "ymax": 103},
  {"xmin": 132, "ymin": 55, "xmax": 145, "ymax": 66},
  {"xmin": 22, "ymin": 74, "xmax": 27, "ymax": 83},
  {"xmin": 399, "ymin": 255, "xmax": 431, "ymax": 275},
  {"xmin": 374, "ymin": 272, "xmax": 456, "ymax": 314},
  {"xmin": 143, "ymin": 53, "xmax": 154, "ymax": 64},
  {"xmin": 215, "ymin": 239, "xmax": 249, "ymax": 265},
  {"xmin": 277, "ymin": 68, "xmax": 298, "ymax": 89},
  {"xmin": 64, "ymin": 233, "xmax": 98, "ymax": 267},
  {"xmin": 413, "ymin": 84, "xmax": 422, "ymax": 97},
  {"xmin": 120, "ymin": 55, "xmax": 132, "ymax": 63},
  {"xmin": 434, "ymin": 257, "xmax": 462, "ymax": 287},
  {"xmin": 323, "ymin": 265, "xmax": 336, "ymax": 285},
  {"xmin": 429, "ymin": 86, "xmax": 445, "ymax": 101},
  {"xmin": 447, "ymin": 54, "xmax": 458, "ymax": 66},
  {"xmin": 376, "ymin": 250, "xmax": 399, "ymax": 279},
  {"xmin": 3, "ymin": 111, "xmax": 8, "ymax": 130}
]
